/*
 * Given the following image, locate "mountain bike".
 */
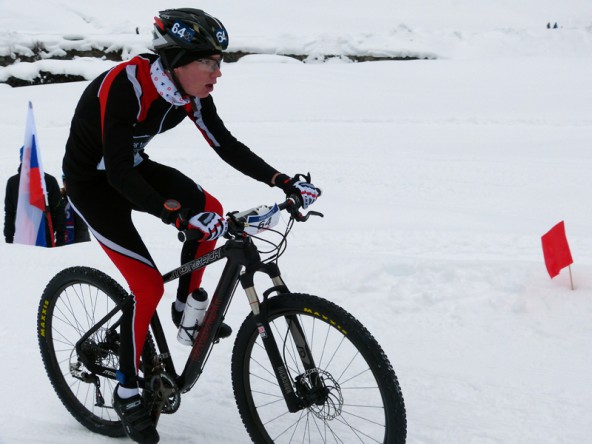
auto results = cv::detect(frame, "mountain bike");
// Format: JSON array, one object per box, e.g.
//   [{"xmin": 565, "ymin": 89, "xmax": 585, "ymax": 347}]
[{"xmin": 37, "ymin": 195, "xmax": 407, "ymax": 443}]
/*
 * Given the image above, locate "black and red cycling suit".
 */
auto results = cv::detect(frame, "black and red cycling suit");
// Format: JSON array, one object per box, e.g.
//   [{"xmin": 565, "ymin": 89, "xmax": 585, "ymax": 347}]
[{"xmin": 62, "ymin": 53, "xmax": 280, "ymax": 386}]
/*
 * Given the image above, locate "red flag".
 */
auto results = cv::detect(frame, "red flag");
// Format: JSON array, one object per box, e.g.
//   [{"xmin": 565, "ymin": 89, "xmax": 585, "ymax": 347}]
[
  {"xmin": 541, "ymin": 221, "xmax": 573, "ymax": 278},
  {"xmin": 28, "ymin": 136, "xmax": 46, "ymax": 211}
]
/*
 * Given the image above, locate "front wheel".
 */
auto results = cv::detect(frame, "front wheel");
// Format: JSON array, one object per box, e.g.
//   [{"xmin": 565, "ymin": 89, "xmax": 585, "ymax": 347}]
[{"xmin": 231, "ymin": 293, "xmax": 406, "ymax": 443}]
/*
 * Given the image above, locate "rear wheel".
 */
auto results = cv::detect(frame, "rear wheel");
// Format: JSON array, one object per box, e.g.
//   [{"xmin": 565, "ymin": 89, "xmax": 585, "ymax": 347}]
[
  {"xmin": 37, "ymin": 266, "xmax": 157, "ymax": 437},
  {"xmin": 231, "ymin": 293, "xmax": 406, "ymax": 443}
]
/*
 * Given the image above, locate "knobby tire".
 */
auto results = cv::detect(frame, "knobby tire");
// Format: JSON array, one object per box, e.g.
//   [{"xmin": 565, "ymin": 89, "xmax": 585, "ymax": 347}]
[
  {"xmin": 231, "ymin": 293, "xmax": 406, "ymax": 444},
  {"xmin": 37, "ymin": 266, "xmax": 156, "ymax": 437}
]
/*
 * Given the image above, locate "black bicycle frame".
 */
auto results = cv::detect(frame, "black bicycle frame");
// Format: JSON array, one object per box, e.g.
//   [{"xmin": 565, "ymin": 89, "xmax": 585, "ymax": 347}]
[
  {"xmin": 75, "ymin": 234, "xmax": 318, "ymax": 412},
  {"xmin": 160, "ymin": 235, "xmax": 318, "ymax": 411}
]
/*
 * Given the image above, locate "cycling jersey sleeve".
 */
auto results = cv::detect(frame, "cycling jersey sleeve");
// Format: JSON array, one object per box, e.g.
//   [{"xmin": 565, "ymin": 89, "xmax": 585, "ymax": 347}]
[{"xmin": 189, "ymin": 96, "xmax": 278, "ymax": 186}]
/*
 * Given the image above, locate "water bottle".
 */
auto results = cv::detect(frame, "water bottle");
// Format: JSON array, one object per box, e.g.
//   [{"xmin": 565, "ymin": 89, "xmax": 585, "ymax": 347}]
[{"xmin": 177, "ymin": 289, "xmax": 208, "ymax": 346}]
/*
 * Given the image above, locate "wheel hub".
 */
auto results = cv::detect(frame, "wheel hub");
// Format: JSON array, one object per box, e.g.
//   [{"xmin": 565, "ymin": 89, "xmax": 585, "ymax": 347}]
[{"xmin": 295, "ymin": 368, "xmax": 343, "ymax": 421}]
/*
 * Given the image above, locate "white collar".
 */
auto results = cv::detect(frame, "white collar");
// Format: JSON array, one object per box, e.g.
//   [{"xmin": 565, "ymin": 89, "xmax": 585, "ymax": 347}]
[{"xmin": 150, "ymin": 58, "xmax": 190, "ymax": 106}]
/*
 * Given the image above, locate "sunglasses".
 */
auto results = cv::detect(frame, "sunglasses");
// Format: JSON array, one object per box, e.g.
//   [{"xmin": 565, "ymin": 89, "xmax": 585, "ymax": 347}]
[{"xmin": 194, "ymin": 57, "xmax": 223, "ymax": 72}]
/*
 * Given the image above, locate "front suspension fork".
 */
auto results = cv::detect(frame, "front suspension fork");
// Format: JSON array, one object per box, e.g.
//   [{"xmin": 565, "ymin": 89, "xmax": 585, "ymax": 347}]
[{"xmin": 240, "ymin": 263, "xmax": 319, "ymax": 412}]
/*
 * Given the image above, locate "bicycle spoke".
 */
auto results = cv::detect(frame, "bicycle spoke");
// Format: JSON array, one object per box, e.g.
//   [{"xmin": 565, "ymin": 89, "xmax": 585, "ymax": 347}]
[
  {"xmin": 235, "ymin": 294, "xmax": 404, "ymax": 444},
  {"xmin": 332, "ymin": 414, "xmax": 384, "ymax": 444}
]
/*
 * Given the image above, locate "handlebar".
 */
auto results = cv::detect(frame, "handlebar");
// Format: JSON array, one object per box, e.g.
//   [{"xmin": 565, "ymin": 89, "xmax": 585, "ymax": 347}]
[{"xmin": 177, "ymin": 194, "xmax": 323, "ymax": 243}]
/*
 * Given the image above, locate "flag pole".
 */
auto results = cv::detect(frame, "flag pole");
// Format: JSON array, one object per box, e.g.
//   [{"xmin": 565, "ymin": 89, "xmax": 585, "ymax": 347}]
[{"xmin": 568, "ymin": 265, "xmax": 574, "ymax": 291}]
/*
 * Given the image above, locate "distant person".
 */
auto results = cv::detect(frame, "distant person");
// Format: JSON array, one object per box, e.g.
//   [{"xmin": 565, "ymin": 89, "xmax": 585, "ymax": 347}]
[
  {"xmin": 61, "ymin": 8, "xmax": 320, "ymax": 443},
  {"xmin": 60, "ymin": 177, "xmax": 90, "ymax": 245},
  {"xmin": 4, "ymin": 150, "xmax": 65, "ymax": 246}
]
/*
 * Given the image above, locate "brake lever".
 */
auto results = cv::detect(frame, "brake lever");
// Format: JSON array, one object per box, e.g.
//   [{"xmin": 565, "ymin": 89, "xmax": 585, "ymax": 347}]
[
  {"xmin": 294, "ymin": 172, "xmax": 312, "ymax": 183},
  {"xmin": 284, "ymin": 192, "xmax": 324, "ymax": 222},
  {"xmin": 225, "ymin": 211, "xmax": 246, "ymax": 238},
  {"xmin": 293, "ymin": 209, "xmax": 324, "ymax": 222}
]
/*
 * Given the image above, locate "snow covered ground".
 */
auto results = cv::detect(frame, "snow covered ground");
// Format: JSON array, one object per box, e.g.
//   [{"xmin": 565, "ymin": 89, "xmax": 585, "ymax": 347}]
[{"xmin": 1, "ymin": 1, "xmax": 591, "ymax": 443}]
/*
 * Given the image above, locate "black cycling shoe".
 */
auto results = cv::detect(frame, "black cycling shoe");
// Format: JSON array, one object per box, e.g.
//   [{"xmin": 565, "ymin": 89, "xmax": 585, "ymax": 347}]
[
  {"xmin": 113, "ymin": 386, "xmax": 159, "ymax": 444},
  {"xmin": 171, "ymin": 302, "xmax": 183, "ymax": 328},
  {"xmin": 217, "ymin": 322, "xmax": 232, "ymax": 339}
]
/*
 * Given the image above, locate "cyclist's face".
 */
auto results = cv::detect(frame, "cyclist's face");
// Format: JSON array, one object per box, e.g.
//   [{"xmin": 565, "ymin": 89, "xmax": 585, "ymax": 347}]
[{"xmin": 174, "ymin": 56, "xmax": 223, "ymax": 98}]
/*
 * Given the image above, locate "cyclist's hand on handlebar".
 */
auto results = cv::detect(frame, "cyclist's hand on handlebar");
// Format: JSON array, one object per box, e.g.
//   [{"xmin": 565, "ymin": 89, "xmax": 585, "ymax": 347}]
[
  {"xmin": 186, "ymin": 212, "xmax": 228, "ymax": 241},
  {"xmin": 274, "ymin": 173, "xmax": 321, "ymax": 209},
  {"xmin": 161, "ymin": 199, "xmax": 227, "ymax": 240}
]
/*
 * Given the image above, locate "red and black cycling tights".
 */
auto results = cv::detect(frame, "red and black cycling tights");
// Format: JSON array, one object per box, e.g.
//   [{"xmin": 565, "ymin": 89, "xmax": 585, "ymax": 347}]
[{"xmin": 66, "ymin": 159, "xmax": 222, "ymax": 387}]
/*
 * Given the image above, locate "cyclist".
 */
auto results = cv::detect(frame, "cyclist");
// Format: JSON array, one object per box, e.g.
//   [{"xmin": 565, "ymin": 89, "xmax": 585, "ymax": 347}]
[{"xmin": 61, "ymin": 8, "xmax": 319, "ymax": 444}]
